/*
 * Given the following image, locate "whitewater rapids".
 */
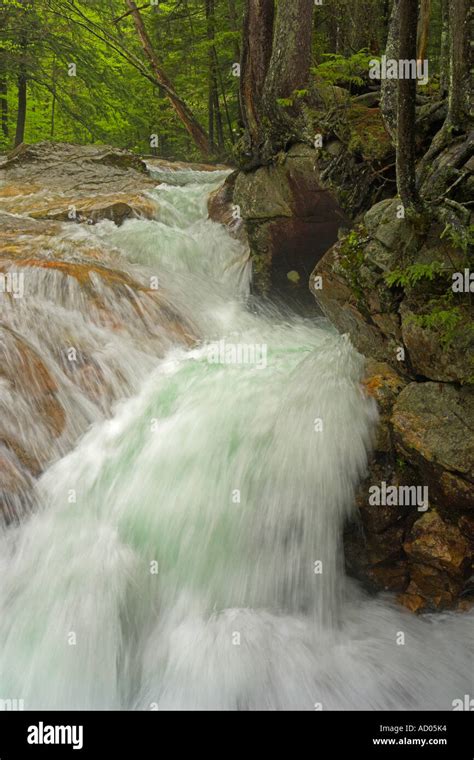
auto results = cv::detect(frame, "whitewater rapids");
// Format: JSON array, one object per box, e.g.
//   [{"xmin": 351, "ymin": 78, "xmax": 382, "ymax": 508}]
[{"xmin": 0, "ymin": 166, "xmax": 472, "ymax": 710}]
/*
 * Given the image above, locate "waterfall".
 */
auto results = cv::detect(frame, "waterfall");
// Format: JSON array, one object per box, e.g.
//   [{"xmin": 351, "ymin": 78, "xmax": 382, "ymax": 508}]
[{"xmin": 0, "ymin": 168, "xmax": 472, "ymax": 711}]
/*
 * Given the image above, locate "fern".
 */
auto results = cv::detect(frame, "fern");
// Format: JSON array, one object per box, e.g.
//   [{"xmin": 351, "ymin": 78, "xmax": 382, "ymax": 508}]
[
  {"xmin": 385, "ymin": 262, "xmax": 448, "ymax": 289},
  {"xmin": 312, "ymin": 50, "xmax": 375, "ymax": 89}
]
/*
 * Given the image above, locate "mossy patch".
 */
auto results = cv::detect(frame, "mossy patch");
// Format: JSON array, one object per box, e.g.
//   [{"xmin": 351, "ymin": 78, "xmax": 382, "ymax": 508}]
[
  {"xmin": 346, "ymin": 104, "xmax": 393, "ymax": 162},
  {"xmin": 334, "ymin": 225, "xmax": 370, "ymax": 309}
]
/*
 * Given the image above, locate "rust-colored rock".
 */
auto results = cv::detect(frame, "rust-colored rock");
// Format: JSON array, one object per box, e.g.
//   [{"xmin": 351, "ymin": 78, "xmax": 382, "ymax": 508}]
[
  {"xmin": 403, "ymin": 511, "xmax": 471, "ymax": 578},
  {"xmin": 0, "ymin": 324, "xmax": 66, "ymax": 439},
  {"xmin": 0, "ymin": 444, "xmax": 35, "ymax": 525},
  {"xmin": 0, "ymin": 192, "xmax": 158, "ymax": 226}
]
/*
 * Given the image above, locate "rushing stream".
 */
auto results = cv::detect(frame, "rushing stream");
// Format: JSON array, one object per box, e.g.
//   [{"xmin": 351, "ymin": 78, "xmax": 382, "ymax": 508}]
[{"xmin": 0, "ymin": 167, "xmax": 472, "ymax": 710}]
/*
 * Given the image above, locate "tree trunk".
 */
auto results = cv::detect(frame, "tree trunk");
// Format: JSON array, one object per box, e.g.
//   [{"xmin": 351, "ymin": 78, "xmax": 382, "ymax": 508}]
[
  {"xmin": 214, "ymin": 47, "xmax": 234, "ymax": 145},
  {"xmin": 227, "ymin": 0, "xmax": 241, "ymax": 62},
  {"xmin": 240, "ymin": 0, "xmax": 275, "ymax": 151},
  {"xmin": 227, "ymin": 0, "xmax": 243, "ymax": 127},
  {"xmin": 259, "ymin": 0, "xmax": 314, "ymax": 160},
  {"xmin": 262, "ymin": 0, "xmax": 313, "ymax": 107},
  {"xmin": 125, "ymin": 0, "xmax": 210, "ymax": 156},
  {"xmin": 381, "ymin": 0, "xmax": 400, "ymax": 143},
  {"xmin": 14, "ymin": 71, "xmax": 27, "ymax": 147},
  {"xmin": 447, "ymin": 0, "xmax": 470, "ymax": 130},
  {"xmin": 0, "ymin": 70, "xmax": 8, "ymax": 138},
  {"xmin": 417, "ymin": 0, "xmax": 431, "ymax": 62},
  {"xmin": 13, "ymin": 0, "xmax": 28, "ymax": 147},
  {"xmin": 439, "ymin": 0, "xmax": 449, "ymax": 97},
  {"xmin": 205, "ymin": 0, "xmax": 224, "ymax": 152},
  {"xmin": 396, "ymin": 0, "xmax": 421, "ymax": 212},
  {"xmin": 418, "ymin": 0, "xmax": 471, "ymax": 187},
  {"xmin": 50, "ymin": 86, "xmax": 56, "ymax": 139}
]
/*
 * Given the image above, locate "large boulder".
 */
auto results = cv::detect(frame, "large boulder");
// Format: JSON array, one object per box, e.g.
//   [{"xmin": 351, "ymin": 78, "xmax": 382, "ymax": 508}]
[
  {"xmin": 233, "ymin": 143, "xmax": 348, "ymax": 296},
  {"xmin": 392, "ymin": 382, "xmax": 474, "ymax": 511}
]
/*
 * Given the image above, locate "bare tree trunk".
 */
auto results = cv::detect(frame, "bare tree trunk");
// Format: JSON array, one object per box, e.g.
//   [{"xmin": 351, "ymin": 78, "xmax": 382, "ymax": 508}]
[
  {"xmin": 125, "ymin": 0, "xmax": 210, "ymax": 155},
  {"xmin": 0, "ymin": 69, "xmax": 8, "ymax": 138},
  {"xmin": 239, "ymin": 0, "xmax": 314, "ymax": 166},
  {"xmin": 214, "ymin": 47, "xmax": 234, "ymax": 145},
  {"xmin": 439, "ymin": 0, "xmax": 449, "ymax": 97},
  {"xmin": 240, "ymin": 0, "xmax": 274, "ymax": 151},
  {"xmin": 418, "ymin": 0, "xmax": 471, "ymax": 187},
  {"xmin": 381, "ymin": 0, "xmax": 400, "ymax": 143},
  {"xmin": 259, "ymin": 0, "xmax": 314, "ymax": 160},
  {"xmin": 227, "ymin": 0, "xmax": 243, "ymax": 127},
  {"xmin": 14, "ymin": 71, "xmax": 27, "ymax": 147},
  {"xmin": 417, "ymin": 0, "xmax": 431, "ymax": 62},
  {"xmin": 262, "ymin": 0, "xmax": 313, "ymax": 106},
  {"xmin": 205, "ymin": 0, "xmax": 224, "ymax": 151},
  {"xmin": 396, "ymin": 0, "xmax": 422, "ymax": 212},
  {"xmin": 447, "ymin": 0, "xmax": 471, "ymax": 130},
  {"xmin": 227, "ymin": 0, "xmax": 241, "ymax": 62}
]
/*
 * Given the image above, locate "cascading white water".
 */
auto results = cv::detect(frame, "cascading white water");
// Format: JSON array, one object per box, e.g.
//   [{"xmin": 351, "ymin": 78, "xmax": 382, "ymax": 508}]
[{"xmin": 0, "ymin": 167, "xmax": 472, "ymax": 711}]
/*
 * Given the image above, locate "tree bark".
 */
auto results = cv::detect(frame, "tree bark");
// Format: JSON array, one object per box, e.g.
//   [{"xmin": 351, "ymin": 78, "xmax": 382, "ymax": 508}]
[
  {"xmin": 439, "ymin": 0, "xmax": 449, "ymax": 97},
  {"xmin": 14, "ymin": 71, "xmax": 27, "ymax": 147},
  {"xmin": 417, "ymin": 0, "xmax": 431, "ymax": 62},
  {"xmin": 227, "ymin": 0, "xmax": 241, "ymax": 62},
  {"xmin": 396, "ymin": 0, "xmax": 422, "ymax": 212},
  {"xmin": 262, "ymin": 0, "xmax": 313, "ymax": 105},
  {"xmin": 447, "ymin": 0, "xmax": 471, "ymax": 130},
  {"xmin": 418, "ymin": 0, "xmax": 471, "ymax": 188},
  {"xmin": 240, "ymin": 0, "xmax": 274, "ymax": 151},
  {"xmin": 381, "ymin": 0, "xmax": 400, "ymax": 143},
  {"xmin": 240, "ymin": 0, "xmax": 314, "ymax": 164},
  {"xmin": 205, "ymin": 0, "xmax": 224, "ymax": 151},
  {"xmin": 124, "ymin": 0, "xmax": 211, "ymax": 155},
  {"xmin": 0, "ymin": 69, "xmax": 8, "ymax": 138}
]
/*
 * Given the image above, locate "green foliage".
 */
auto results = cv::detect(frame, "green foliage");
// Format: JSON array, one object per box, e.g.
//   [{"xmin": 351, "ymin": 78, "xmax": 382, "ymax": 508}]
[
  {"xmin": 410, "ymin": 305, "xmax": 463, "ymax": 346},
  {"xmin": 336, "ymin": 227, "xmax": 370, "ymax": 306},
  {"xmin": 276, "ymin": 98, "xmax": 293, "ymax": 108},
  {"xmin": 384, "ymin": 262, "xmax": 448, "ymax": 289},
  {"xmin": 440, "ymin": 221, "xmax": 474, "ymax": 256},
  {"xmin": 0, "ymin": 0, "xmax": 244, "ymax": 159},
  {"xmin": 312, "ymin": 50, "xmax": 375, "ymax": 90}
]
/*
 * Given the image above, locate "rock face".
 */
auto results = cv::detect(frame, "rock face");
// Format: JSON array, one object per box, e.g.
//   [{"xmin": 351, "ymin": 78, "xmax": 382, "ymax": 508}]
[
  {"xmin": 345, "ymin": 363, "xmax": 474, "ymax": 612},
  {"xmin": 392, "ymin": 383, "xmax": 474, "ymax": 511},
  {"xmin": 310, "ymin": 166, "xmax": 473, "ymax": 382},
  {"xmin": 230, "ymin": 144, "xmax": 349, "ymax": 297},
  {"xmin": 310, "ymin": 141, "xmax": 474, "ymax": 611},
  {"xmin": 0, "ymin": 142, "xmax": 159, "ymax": 225}
]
